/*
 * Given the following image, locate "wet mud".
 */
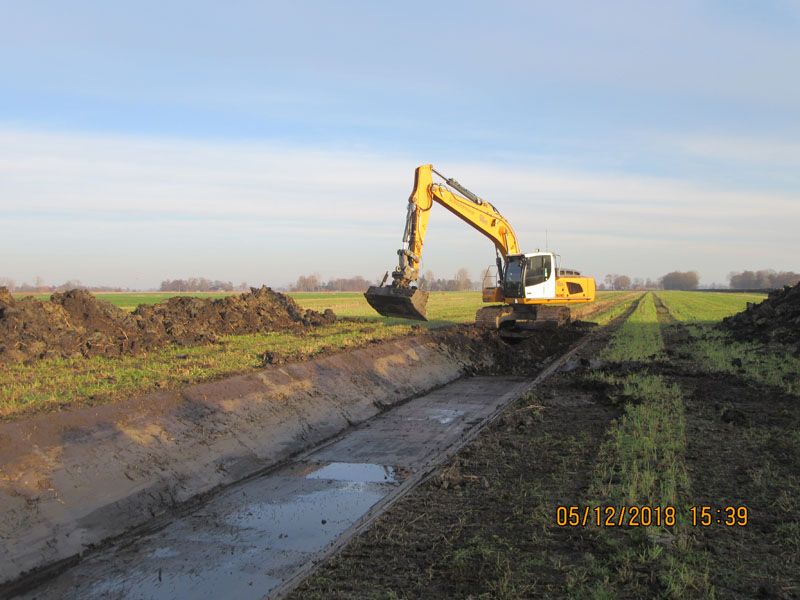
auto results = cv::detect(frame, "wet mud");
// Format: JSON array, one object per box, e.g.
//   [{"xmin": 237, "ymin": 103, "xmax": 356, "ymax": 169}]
[
  {"xmin": 293, "ymin": 296, "xmax": 800, "ymax": 598},
  {"xmin": 290, "ymin": 316, "xmax": 624, "ymax": 599}
]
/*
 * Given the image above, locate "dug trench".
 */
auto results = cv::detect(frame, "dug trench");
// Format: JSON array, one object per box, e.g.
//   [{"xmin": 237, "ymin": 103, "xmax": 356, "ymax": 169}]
[
  {"xmin": 290, "ymin": 293, "xmax": 800, "ymax": 599},
  {"xmin": 288, "ymin": 304, "xmax": 633, "ymax": 599},
  {"xmin": 0, "ymin": 314, "xmax": 585, "ymax": 594}
]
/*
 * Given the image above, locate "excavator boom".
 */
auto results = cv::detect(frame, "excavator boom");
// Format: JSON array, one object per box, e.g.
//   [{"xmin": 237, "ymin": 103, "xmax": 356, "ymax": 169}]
[{"xmin": 365, "ymin": 164, "xmax": 520, "ymax": 320}]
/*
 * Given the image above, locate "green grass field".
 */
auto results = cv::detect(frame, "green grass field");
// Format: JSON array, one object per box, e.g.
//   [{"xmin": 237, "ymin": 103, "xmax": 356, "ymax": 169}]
[
  {"xmin": 654, "ymin": 290, "xmax": 766, "ymax": 323},
  {"xmin": 582, "ymin": 293, "xmax": 705, "ymax": 596},
  {"xmin": 1, "ymin": 290, "xmax": 634, "ymax": 420},
  {"xmin": 12, "ymin": 289, "xmax": 632, "ymax": 325},
  {"xmin": 294, "ymin": 289, "xmax": 796, "ymax": 597},
  {"xmin": 655, "ymin": 291, "xmax": 799, "ymax": 396}
]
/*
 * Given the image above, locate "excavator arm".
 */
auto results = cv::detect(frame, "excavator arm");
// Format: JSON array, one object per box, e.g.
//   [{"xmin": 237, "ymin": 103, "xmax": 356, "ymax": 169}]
[{"xmin": 366, "ymin": 164, "xmax": 519, "ymax": 320}]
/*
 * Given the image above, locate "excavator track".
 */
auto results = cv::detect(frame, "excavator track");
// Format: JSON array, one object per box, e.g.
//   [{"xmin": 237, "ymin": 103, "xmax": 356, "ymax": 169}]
[
  {"xmin": 476, "ymin": 304, "xmax": 572, "ymax": 342},
  {"xmin": 475, "ymin": 305, "xmax": 514, "ymax": 329}
]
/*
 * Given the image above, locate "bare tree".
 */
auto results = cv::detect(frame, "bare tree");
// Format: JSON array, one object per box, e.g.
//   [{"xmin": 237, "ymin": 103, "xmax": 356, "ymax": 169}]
[
  {"xmin": 454, "ymin": 268, "xmax": 473, "ymax": 291},
  {"xmin": 291, "ymin": 274, "xmax": 323, "ymax": 292},
  {"xmin": 56, "ymin": 279, "xmax": 85, "ymax": 291},
  {"xmin": 661, "ymin": 271, "xmax": 700, "ymax": 290},
  {"xmin": 419, "ymin": 270, "xmax": 435, "ymax": 290},
  {"xmin": 612, "ymin": 275, "xmax": 631, "ymax": 290},
  {"xmin": 729, "ymin": 269, "xmax": 800, "ymax": 289}
]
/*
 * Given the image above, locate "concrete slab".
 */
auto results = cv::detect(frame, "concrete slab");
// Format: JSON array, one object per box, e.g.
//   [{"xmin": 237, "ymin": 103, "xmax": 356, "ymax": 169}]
[{"xmin": 14, "ymin": 376, "xmax": 531, "ymax": 600}]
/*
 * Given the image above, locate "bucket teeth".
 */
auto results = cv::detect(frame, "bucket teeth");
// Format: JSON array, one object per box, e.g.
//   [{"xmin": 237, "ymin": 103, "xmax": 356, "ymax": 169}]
[{"xmin": 364, "ymin": 286, "xmax": 429, "ymax": 321}]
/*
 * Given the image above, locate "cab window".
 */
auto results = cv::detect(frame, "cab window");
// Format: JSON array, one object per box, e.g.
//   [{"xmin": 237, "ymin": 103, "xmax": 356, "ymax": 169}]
[{"xmin": 525, "ymin": 255, "xmax": 552, "ymax": 287}]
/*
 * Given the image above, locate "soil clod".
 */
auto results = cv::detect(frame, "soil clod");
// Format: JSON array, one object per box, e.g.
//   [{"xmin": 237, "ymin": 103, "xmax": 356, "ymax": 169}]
[{"xmin": 721, "ymin": 282, "xmax": 800, "ymax": 351}]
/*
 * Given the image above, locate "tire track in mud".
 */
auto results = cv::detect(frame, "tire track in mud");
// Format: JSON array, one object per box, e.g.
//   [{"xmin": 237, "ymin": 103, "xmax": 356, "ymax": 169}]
[
  {"xmin": 653, "ymin": 294, "xmax": 800, "ymax": 599},
  {"xmin": 290, "ymin": 298, "xmax": 644, "ymax": 599}
]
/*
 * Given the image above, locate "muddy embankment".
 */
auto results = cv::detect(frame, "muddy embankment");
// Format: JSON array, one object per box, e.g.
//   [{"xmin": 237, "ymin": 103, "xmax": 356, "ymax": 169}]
[{"xmin": 0, "ymin": 319, "xmax": 579, "ymax": 587}]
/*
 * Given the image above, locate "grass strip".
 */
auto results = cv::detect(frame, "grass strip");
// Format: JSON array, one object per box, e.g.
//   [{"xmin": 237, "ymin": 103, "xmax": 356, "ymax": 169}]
[
  {"xmin": 602, "ymin": 292, "xmax": 664, "ymax": 362},
  {"xmin": 0, "ymin": 321, "xmax": 415, "ymax": 420},
  {"xmin": 574, "ymin": 293, "xmax": 713, "ymax": 598},
  {"xmin": 656, "ymin": 292, "xmax": 800, "ymax": 397}
]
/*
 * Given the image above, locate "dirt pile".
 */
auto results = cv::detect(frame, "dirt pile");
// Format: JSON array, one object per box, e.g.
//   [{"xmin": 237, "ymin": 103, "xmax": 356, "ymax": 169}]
[
  {"xmin": 0, "ymin": 287, "xmax": 335, "ymax": 364},
  {"xmin": 721, "ymin": 283, "xmax": 800, "ymax": 350},
  {"xmin": 133, "ymin": 286, "xmax": 334, "ymax": 346}
]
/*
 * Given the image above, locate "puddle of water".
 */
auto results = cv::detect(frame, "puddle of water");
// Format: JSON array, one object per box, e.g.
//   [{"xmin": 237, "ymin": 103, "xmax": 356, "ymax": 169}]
[
  {"xmin": 148, "ymin": 546, "xmax": 180, "ymax": 559},
  {"xmin": 305, "ymin": 462, "xmax": 397, "ymax": 483},
  {"xmin": 67, "ymin": 483, "xmax": 389, "ymax": 600},
  {"xmin": 406, "ymin": 407, "xmax": 464, "ymax": 425},
  {"xmin": 223, "ymin": 485, "xmax": 386, "ymax": 553}
]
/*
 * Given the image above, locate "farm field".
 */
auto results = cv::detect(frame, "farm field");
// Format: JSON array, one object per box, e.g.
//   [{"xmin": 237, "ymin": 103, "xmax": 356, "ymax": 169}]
[
  {"xmin": 292, "ymin": 290, "xmax": 799, "ymax": 599},
  {"xmin": 16, "ymin": 289, "xmax": 631, "ymax": 319},
  {"xmin": 0, "ymin": 290, "xmax": 633, "ymax": 420},
  {"xmin": 3, "ymin": 286, "xmax": 794, "ymax": 599}
]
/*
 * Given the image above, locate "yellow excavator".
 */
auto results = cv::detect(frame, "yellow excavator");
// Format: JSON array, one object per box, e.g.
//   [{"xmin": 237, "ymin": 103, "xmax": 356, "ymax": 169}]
[{"xmin": 365, "ymin": 164, "xmax": 596, "ymax": 337}]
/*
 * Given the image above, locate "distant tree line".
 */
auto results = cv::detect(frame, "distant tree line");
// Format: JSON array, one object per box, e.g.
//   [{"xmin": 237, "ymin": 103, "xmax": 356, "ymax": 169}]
[
  {"xmin": 159, "ymin": 278, "xmax": 249, "ymax": 292},
  {"xmin": 598, "ymin": 271, "xmax": 700, "ymax": 291},
  {"xmin": 290, "ymin": 269, "xmax": 478, "ymax": 292},
  {"xmin": 600, "ymin": 274, "xmax": 663, "ymax": 291},
  {"xmin": 419, "ymin": 268, "xmax": 477, "ymax": 292},
  {"xmin": 661, "ymin": 271, "xmax": 700, "ymax": 290},
  {"xmin": 728, "ymin": 270, "xmax": 800, "ymax": 289},
  {"xmin": 291, "ymin": 274, "xmax": 372, "ymax": 292},
  {"xmin": 0, "ymin": 276, "xmax": 129, "ymax": 293}
]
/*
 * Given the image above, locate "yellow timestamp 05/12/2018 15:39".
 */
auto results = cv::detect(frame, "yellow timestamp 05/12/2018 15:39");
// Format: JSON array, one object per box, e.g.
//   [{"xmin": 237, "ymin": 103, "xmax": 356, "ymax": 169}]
[{"xmin": 555, "ymin": 505, "xmax": 749, "ymax": 528}]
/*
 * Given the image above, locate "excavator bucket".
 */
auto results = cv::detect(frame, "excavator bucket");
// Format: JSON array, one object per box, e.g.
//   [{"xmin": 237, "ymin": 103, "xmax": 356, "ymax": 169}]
[{"xmin": 364, "ymin": 286, "xmax": 429, "ymax": 321}]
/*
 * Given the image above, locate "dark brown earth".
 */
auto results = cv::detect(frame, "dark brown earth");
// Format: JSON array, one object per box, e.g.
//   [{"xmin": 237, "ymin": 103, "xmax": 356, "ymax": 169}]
[
  {"xmin": 721, "ymin": 282, "xmax": 800, "ymax": 351},
  {"xmin": 290, "ymin": 314, "xmax": 626, "ymax": 599},
  {"xmin": 293, "ymin": 298, "xmax": 800, "ymax": 599},
  {"xmin": 0, "ymin": 319, "xmax": 585, "ymax": 592},
  {"xmin": 659, "ymin": 300, "xmax": 800, "ymax": 599},
  {"xmin": 0, "ymin": 286, "xmax": 335, "ymax": 364}
]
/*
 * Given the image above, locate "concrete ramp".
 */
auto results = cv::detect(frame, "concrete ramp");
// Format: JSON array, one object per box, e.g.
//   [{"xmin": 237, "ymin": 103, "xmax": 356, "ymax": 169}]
[
  {"xmin": 14, "ymin": 377, "xmax": 532, "ymax": 600},
  {"xmin": 0, "ymin": 334, "xmax": 491, "ymax": 587}
]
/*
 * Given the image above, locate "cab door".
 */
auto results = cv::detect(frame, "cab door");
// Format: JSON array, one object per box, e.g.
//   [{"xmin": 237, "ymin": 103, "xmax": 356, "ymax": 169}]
[{"xmin": 524, "ymin": 254, "xmax": 557, "ymax": 300}]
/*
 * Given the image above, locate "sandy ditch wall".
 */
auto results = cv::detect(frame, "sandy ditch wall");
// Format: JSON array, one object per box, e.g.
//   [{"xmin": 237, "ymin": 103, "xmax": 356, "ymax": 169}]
[{"xmin": 0, "ymin": 333, "xmax": 494, "ymax": 585}]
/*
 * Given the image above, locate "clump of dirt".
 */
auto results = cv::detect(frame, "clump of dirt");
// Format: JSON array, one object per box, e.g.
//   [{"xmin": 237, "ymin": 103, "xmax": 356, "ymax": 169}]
[
  {"xmin": 721, "ymin": 282, "xmax": 800, "ymax": 350},
  {"xmin": 427, "ymin": 325, "xmax": 583, "ymax": 378},
  {"xmin": 0, "ymin": 286, "xmax": 335, "ymax": 364}
]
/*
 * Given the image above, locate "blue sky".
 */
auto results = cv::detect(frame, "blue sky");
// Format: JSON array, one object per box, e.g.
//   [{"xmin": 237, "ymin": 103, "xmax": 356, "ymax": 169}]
[{"xmin": 2, "ymin": 1, "xmax": 799, "ymax": 288}]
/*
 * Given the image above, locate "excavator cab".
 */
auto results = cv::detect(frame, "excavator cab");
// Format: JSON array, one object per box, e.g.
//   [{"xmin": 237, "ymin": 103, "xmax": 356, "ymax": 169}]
[{"xmin": 503, "ymin": 253, "xmax": 557, "ymax": 300}]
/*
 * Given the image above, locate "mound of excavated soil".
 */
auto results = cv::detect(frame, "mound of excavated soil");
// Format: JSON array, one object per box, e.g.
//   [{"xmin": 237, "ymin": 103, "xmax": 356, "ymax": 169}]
[
  {"xmin": 721, "ymin": 282, "xmax": 800, "ymax": 350},
  {"xmin": 0, "ymin": 287, "xmax": 335, "ymax": 364}
]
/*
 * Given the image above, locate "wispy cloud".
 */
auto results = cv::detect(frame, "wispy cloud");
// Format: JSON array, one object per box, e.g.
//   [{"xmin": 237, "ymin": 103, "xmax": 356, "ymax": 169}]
[
  {"xmin": 666, "ymin": 134, "xmax": 800, "ymax": 167},
  {"xmin": 1, "ymin": 127, "xmax": 798, "ymax": 286}
]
